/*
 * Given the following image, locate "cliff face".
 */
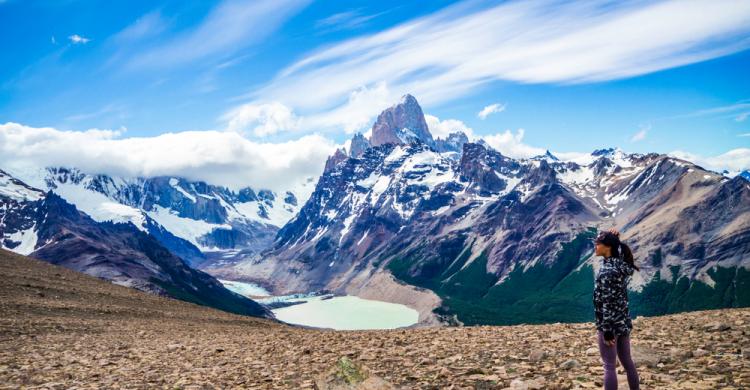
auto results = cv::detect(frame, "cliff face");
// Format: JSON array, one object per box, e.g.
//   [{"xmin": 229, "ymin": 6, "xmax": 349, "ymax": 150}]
[{"xmin": 370, "ymin": 94, "xmax": 435, "ymax": 149}]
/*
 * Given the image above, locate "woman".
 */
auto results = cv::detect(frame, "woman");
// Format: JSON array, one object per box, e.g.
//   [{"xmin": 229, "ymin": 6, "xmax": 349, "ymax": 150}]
[{"xmin": 593, "ymin": 228, "xmax": 640, "ymax": 390}]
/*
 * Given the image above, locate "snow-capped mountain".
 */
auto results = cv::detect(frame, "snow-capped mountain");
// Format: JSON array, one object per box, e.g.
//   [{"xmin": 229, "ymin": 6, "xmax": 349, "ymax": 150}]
[
  {"xmin": 213, "ymin": 94, "xmax": 750, "ymax": 326},
  {"xmin": 0, "ymin": 169, "xmax": 273, "ymax": 318},
  {"xmin": 8, "ymin": 167, "xmax": 315, "ymax": 267}
]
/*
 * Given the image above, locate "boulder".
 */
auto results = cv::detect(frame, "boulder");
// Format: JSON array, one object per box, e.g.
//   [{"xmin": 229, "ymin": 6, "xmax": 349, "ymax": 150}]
[{"xmin": 315, "ymin": 356, "xmax": 395, "ymax": 390}]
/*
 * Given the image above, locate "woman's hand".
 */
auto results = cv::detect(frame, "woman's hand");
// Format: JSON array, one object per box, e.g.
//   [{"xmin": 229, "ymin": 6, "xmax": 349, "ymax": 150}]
[
  {"xmin": 605, "ymin": 339, "xmax": 616, "ymax": 347},
  {"xmin": 608, "ymin": 228, "xmax": 620, "ymax": 237}
]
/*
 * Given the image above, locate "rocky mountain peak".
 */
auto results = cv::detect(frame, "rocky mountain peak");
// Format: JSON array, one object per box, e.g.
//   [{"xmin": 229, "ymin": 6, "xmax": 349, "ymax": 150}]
[
  {"xmin": 459, "ymin": 142, "xmax": 525, "ymax": 196},
  {"xmin": 435, "ymin": 131, "xmax": 469, "ymax": 154},
  {"xmin": 522, "ymin": 158, "xmax": 558, "ymax": 188},
  {"xmin": 370, "ymin": 94, "xmax": 434, "ymax": 148},
  {"xmin": 324, "ymin": 147, "xmax": 348, "ymax": 173},
  {"xmin": 591, "ymin": 147, "xmax": 617, "ymax": 156},
  {"xmin": 349, "ymin": 132, "xmax": 371, "ymax": 158},
  {"xmin": 532, "ymin": 149, "xmax": 560, "ymax": 162}
]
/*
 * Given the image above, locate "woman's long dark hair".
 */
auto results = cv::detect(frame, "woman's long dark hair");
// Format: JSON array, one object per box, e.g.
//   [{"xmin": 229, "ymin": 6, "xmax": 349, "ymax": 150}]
[{"xmin": 596, "ymin": 231, "xmax": 640, "ymax": 271}]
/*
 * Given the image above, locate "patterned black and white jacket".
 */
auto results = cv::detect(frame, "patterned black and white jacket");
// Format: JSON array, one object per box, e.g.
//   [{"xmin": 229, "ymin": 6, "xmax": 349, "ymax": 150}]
[{"xmin": 593, "ymin": 254, "xmax": 635, "ymax": 340}]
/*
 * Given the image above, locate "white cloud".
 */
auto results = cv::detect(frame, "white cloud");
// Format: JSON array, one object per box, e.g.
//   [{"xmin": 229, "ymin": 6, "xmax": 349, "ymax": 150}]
[
  {"xmin": 736, "ymin": 112, "xmax": 749, "ymax": 122},
  {"xmin": 225, "ymin": 81, "xmax": 394, "ymax": 135},
  {"xmin": 477, "ymin": 103, "xmax": 506, "ymax": 120},
  {"xmin": 112, "ymin": 11, "xmax": 166, "ymax": 44},
  {"xmin": 126, "ymin": 0, "xmax": 310, "ymax": 70},
  {"xmin": 739, "ymin": 133, "xmax": 750, "ymax": 137},
  {"xmin": 668, "ymin": 148, "xmax": 750, "ymax": 174},
  {"xmin": 480, "ymin": 128, "xmax": 546, "ymax": 159},
  {"xmin": 68, "ymin": 34, "xmax": 90, "ymax": 44},
  {"xmin": 630, "ymin": 125, "xmax": 649, "ymax": 142},
  {"xmin": 223, "ymin": 102, "xmax": 299, "ymax": 137},
  {"xmin": 315, "ymin": 10, "xmax": 382, "ymax": 32},
  {"xmin": 424, "ymin": 114, "xmax": 475, "ymax": 140},
  {"xmin": 242, "ymin": 0, "xmax": 750, "ymax": 124},
  {"xmin": 302, "ymin": 82, "xmax": 393, "ymax": 134},
  {"xmin": 0, "ymin": 122, "xmax": 338, "ymax": 192},
  {"xmin": 678, "ymin": 101, "xmax": 750, "ymax": 119}
]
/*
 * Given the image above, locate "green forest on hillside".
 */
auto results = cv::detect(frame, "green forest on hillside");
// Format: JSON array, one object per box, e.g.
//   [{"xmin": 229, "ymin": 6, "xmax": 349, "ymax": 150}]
[{"xmin": 388, "ymin": 228, "xmax": 750, "ymax": 326}]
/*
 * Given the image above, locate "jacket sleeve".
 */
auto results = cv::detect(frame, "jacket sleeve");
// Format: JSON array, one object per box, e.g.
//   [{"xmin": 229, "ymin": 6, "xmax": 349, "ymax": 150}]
[{"xmin": 598, "ymin": 270, "xmax": 619, "ymax": 341}]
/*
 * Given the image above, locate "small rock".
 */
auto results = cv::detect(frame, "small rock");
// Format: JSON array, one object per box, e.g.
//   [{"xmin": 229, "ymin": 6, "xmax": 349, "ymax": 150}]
[
  {"xmin": 669, "ymin": 347, "xmax": 692, "ymax": 361},
  {"xmin": 315, "ymin": 356, "xmax": 395, "ymax": 390},
  {"xmin": 704, "ymin": 322, "xmax": 731, "ymax": 332},
  {"xmin": 167, "ymin": 343, "xmax": 182, "ymax": 352},
  {"xmin": 693, "ymin": 348, "xmax": 709, "ymax": 357},
  {"xmin": 463, "ymin": 367, "xmax": 486, "ymax": 375},
  {"xmin": 631, "ymin": 345, "xmax": 662, "ymax": 368},
  {"xmin": 559, "ymin": 359, "xmax": 581, "ymax": 370},
  {"xmin": 528, "ymin": 350, "xmax": 547, "ymax": 362},
  {"xmin": 509, "ymin": 378, "xmax": 528, "ymax": 390}
]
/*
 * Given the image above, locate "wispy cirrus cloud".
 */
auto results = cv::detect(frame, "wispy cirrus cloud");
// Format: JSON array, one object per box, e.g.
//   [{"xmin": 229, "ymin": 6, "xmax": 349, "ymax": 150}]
[
  {"xmin": 112, "ymin": 11, "xmax": 167, "ymax": 45},
  {"xmin": 477, "ymin": 103, "xmax": 506, "ymax": 120},
  {"xmin": 314, "ymin": 9, "xmax": 384, "ymax": 33},
  {"xmin": 124, "ymin": 0, "xmax": 310, "ymax": 70},
  {"xmin": 676, "ymin": 100, "xmax": 750, "ymax": 120},
  {"xmin": 630, "ymin": 124, "xmax": 650, "ymax": 142},
  {"xmin": 230, "ymin": 0, "xmax": 750, "ymax": 135}
]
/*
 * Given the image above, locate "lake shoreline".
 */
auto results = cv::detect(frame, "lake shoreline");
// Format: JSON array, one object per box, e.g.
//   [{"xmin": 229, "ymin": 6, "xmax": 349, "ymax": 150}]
[{"xmin": 218, "ymin": 279, "xmax": 420, "ymax": 330}]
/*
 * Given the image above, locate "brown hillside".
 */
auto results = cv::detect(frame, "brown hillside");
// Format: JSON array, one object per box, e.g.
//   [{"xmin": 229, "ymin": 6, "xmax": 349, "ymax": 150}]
[{"xmin": 1, "ymin": 249, "xmax": 748, "ymax": 389}]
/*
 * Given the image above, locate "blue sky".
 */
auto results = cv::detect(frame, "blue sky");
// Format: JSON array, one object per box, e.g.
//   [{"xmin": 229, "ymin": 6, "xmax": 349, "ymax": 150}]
[{"xmin": 1, "ymin": 0, "xmax": 749, "ymax": 190}]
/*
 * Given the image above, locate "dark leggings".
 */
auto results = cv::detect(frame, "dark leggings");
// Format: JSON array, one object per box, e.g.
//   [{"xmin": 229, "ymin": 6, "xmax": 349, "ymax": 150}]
[{"xmin": 597, "ymin": 330, "xmax": 640, "ymax": 390}]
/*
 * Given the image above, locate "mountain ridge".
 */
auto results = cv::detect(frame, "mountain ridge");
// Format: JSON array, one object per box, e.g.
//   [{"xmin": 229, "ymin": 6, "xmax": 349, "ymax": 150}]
[
  {"xmin": 0, "ymin": 170, "xmax": 274, "ymax": 319},
  {"xmin": 209, "ymin": 94, "xmax": 750, "ymax": 326}
]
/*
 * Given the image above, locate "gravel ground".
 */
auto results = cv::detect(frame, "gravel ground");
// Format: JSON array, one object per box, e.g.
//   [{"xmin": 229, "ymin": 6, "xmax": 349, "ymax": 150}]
[{"xmin": 1, "ymin": 249, "xmax": 748, "ymax": 389}]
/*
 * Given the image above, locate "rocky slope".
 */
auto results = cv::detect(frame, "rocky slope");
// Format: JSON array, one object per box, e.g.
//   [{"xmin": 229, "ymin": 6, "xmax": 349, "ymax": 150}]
[
  {"xmin": 0, "ymin": 171, "xmax": 272, "ymax": 318},
  {"xmin": 212, "ymin": 94, "xmax": 750, "ymax": 327},
  {"xmin": 7, "ymin": 166, "xmax": 315, "ymax": 267},
  {"xmin": 2, "ymin": 250, "xmax": 749, "ymax": 389}
]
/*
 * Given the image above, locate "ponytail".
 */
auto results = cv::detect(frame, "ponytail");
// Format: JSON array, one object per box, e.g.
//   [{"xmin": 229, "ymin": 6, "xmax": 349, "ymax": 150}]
[
  {"xmin": 596, "ymin": 230, "xmax": 640, "ymax": 271},
  {"xmin": 618, "ymin": 242, "xmax": 639, "ymax": 271}
]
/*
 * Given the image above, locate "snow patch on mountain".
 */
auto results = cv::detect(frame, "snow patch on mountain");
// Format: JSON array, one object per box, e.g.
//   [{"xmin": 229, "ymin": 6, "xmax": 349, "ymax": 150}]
[
  {"xmin": 52, "ymin": 182, "xmax": 147, "ymax": 231},
  {"xmin": 0, "ymin": 171, "xmax": 44, "ymax": 202},
  {"xmin": 146, "ymin": 206, "xmax": 230, "ymax": 251},
  {"xmin": 169, "ymin": 178, "xmax": 197, "ymax": 203},
  {"xmin": 3, "ymin": 225, "xmax": 38, "ymax": 255}
]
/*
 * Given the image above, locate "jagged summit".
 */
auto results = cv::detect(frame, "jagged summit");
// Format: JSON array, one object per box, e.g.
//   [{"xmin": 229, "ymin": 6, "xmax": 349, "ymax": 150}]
[
  {"xmin": 370, "ymin": 94, "xmax": 434, "ymax": 148},
  {"xmin": 434, "ymin": 131, "xmax": 469, "ymax": 154},
  {"xmin": 591, "ymin": 147, "xmax": 618, "ymax": 156},
  {"xmin": 349, "ymin": 132, "xmax": 371, "ymax": 158},
  {"xmin": 324, "ymin": 147, "xmax": 348, "ymax": 172},
  {"xmin": 532, "ymin": 149, "xmax": 560, "ymax": 162}
]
